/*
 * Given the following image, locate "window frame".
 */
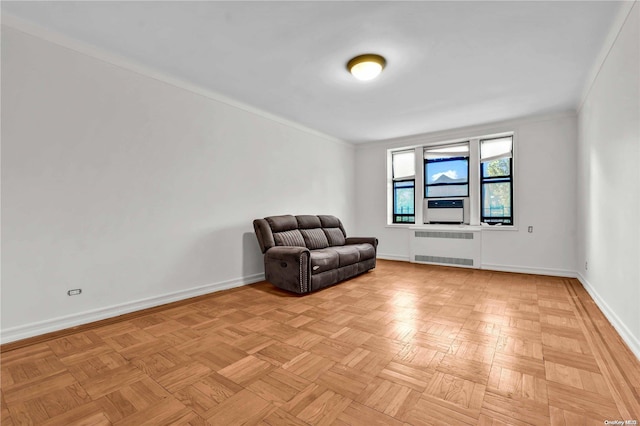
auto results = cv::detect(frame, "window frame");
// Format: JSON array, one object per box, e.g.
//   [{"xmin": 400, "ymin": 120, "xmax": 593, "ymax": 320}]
[
  {"xmin": 391, "ymin": 150, "xmax": 416, "ymax": 224},
  {"xmin": 387, "ymin": 132, "xmax": 515, "ymax": 228},
  {"xmin": 392, "ymin": 179, "xmax": 416, "ymax": 223},
  {"xmin": 424, "ymin": 155, "xmax": 471, "ymax": 199},
  {"xmin": 480, "ymin": 136, "xmax": 514, "ymax": 225}
]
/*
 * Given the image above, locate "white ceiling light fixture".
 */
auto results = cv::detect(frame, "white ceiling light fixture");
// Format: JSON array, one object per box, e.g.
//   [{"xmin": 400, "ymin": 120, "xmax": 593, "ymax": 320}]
[{"xmin": 347, "ymin": 54, "xmax": 386, "ymax": 81}]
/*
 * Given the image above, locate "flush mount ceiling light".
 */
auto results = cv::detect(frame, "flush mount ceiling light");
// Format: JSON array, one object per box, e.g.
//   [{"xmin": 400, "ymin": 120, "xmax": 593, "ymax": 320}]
[{"xmin": 347, "ymin": 54, "xmax": 386, "ymax": 81}]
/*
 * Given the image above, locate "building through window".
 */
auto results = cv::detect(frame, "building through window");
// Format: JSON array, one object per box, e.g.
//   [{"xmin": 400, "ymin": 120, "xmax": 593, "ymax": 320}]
[{"xmin": 424, "ymin": 143, "xmax": 470, "ymax": 198}]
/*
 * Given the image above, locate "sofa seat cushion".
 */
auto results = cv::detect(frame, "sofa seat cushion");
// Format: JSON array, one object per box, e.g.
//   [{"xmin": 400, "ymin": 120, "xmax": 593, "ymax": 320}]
[
  {"xmin": 353, "ymin": 243, "xmax": 376, "ymax": 261},
  {"xmin": 331, "ymin": 245, "xmax": 361, "ymax": 267},
  {"xmin": 310, "ymin": 248, "xmax": 339, "ymax": 275}
]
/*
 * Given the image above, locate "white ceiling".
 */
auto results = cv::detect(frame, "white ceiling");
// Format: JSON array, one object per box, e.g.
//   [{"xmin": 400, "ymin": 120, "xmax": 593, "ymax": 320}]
[{"xmin": 1, "ymin": 1, "xmax": 623, "ymax": 143}]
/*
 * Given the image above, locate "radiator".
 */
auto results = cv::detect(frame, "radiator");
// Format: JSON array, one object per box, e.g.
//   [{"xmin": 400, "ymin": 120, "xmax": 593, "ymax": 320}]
[{"xmin": 409, "ymin": 228, "xmax": 481, "ymax": 268}]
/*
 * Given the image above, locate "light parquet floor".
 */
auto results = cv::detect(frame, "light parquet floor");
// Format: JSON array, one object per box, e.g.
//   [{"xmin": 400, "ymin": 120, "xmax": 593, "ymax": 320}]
[{"xmin": 2, "ymin": 260, "xmax": 639, "ymax": 425}]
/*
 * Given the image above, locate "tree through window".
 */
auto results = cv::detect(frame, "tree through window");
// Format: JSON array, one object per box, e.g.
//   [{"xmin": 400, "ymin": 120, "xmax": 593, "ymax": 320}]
[{"xmin": 481, "ymin": 136, "xmax": 513, "ymax": 225}]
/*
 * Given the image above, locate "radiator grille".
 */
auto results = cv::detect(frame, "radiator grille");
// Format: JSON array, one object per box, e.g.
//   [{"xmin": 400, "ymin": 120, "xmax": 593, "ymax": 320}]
[
  {"xmin": 414, "ymin": 255, "xmax": 474, "ymax": 266},
  {"xmin": 414, "ymin": 231, "xmax": 474, "ymax": 239}
]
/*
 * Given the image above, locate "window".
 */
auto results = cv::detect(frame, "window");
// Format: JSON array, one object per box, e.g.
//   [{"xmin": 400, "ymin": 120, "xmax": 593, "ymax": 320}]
[
  {"xmin": 388, "ymin": 132, "xmax": 514, "ymax": 227},
  {"xmin": 424, "ymin": 143, "xmax": 469, "ymax": 198},
  {"xmin": 392, "ymin": 150, "xmax": 415, "ymax": 223},
  {"xmin": 481, "ymin": 136, "xmax": 513, "ymax": 225}
]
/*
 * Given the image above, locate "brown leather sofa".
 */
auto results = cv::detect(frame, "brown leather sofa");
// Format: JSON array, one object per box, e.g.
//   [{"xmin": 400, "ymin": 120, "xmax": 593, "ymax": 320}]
[{"xmin": 253, "ymin": 215, "xmax": 378, "ymax": 294}]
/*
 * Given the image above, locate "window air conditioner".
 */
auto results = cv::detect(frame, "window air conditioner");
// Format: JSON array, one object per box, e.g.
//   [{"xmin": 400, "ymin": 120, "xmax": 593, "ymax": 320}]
[{"xmin": 426, "ymin": 199, "xmax": 464, "ymax": 224}]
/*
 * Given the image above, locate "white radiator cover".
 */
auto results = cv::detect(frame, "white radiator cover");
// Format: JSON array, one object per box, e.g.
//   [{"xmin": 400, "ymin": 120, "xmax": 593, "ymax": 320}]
[{"xmin": 409, "ymin": 227, "xmax": 482, "ymax": 268}]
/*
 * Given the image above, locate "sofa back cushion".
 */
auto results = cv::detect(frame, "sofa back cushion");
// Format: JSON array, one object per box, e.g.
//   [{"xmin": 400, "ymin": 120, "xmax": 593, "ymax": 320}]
[
  {"xmin": 323, "ymin": 228, "xmax": 346, "ymax": 246},
  {"xmin": 254, "ymin": 214, "xmax": 347, "ymax": 253},
  {"xmin": 267, "ymin": 215, "xmax": 299, "ymax": 232},
  {"xmin": 295, "ymin": 215, "xmax": 329, "ymax": 249},
  {"xmin": 296, "ymin": 215, "xmax": 322, "ymax": 229},
  {"xmin": 273, "ymin": 229, "xmax": 306, "ymax": 248},
  {"xmin": 318, "ymin": 215, "xmax": 346, "ymax": 246},
  {"xmin": 300, "ymin": 228, "xmax": 329, "ymax": 249}
]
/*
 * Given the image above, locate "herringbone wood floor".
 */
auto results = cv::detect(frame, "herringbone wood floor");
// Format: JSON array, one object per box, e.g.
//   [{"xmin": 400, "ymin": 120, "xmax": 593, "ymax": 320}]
[{"xmin": 2, "ymin": 260, "xmax": 639, "ymax": 425}]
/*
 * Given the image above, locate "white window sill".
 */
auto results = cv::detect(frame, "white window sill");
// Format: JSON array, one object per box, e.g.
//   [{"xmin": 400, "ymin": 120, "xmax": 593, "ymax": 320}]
[
  {"xmin": 411, "ymin": 224, "xmax": 484, "ymax": 232},
  {"xmin": 386, "ymin": 223, "xmax": 518, "ymax": 232},
  {"xmin": 385, "ymin": 223, "xmax": 416, "ymax": 229},
  {"xmin": 479, "ymin": 224, "xmax": 519, "ymax": 232}
]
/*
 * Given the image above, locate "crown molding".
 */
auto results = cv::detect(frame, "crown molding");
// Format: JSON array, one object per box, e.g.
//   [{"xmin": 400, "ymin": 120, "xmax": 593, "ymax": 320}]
[{"xmin": 356, "ymin": 110, "xmax": 576, "ymax": 151}]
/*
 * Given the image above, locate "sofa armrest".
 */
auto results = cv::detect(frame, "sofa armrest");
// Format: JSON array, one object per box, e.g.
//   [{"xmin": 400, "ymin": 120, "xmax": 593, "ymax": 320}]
[
  {"xmin": 345, "ymin": 237, "xmax": 378, "ymax": 248},
  {"xmin": 265, "ymin": 246, "xmax": 310, "ymax": 262},
  {"xmin": 264, "ymin": 246, "xmax": 311, "ymax": 294}
]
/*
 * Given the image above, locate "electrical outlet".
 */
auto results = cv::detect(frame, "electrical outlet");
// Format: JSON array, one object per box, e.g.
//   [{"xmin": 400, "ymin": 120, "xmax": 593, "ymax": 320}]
[
  {"xmin": 67, "ymin": 289, "xmax": 82, "ymax": 296},
  {"xmin": 527, "ymin": 226, "xmax": 533, "ymax": 233},
  {"xmin": 585, "ymin": 261, "xmax": 588, "ymax": 271}
]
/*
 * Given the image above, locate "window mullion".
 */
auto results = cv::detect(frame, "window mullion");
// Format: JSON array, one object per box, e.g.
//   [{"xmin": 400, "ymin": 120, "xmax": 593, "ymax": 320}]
[
  {"xmin": 414, "ymin": 146, "xmax": 423, "ymax": 225},
  {"xmin": 469, "ymin": 139, "xmax": 480, "ymax": 226}
]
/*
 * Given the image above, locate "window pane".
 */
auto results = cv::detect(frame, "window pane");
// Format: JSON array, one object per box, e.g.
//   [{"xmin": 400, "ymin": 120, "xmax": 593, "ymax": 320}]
[
  {"xmin": 482, "ymin": 182, "xmax": 512, "ymax": 220},
  {"xmin": 392, "ymin": 151, "xmax": 415, "ymax": 179},
  {"xmin": 394, "ymin": 214, "xmax": 415, "ymax": 223},
  {"xmin": 426, "ymin": 184, "xmax": 469, "ymax": 198},
  {"xmin": 481, "ymin": 137, "xmax": 512, "ymax": 162},
  {"xmin": 424, "ymin": 142, "xmax": 469, "ymax": 160},
  {"xmin": 482, "ymin": 158, "xmax": 511, "ymax": 178},
  {"xmin": 425, "ymin": 158, "xmax": 469, "ymax": 185},
  {"xmin": 394, "ymin": 181, "xmax": 414, "ymax": 215}
]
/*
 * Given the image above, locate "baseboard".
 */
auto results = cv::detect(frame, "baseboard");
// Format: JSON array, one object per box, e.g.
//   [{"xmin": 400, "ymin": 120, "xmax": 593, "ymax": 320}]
[
  {"xmin": 377, "ymin": 253, "xmax": 411, "ymax": 262},
  {"xmin": 382, "ymin": 257, "xmax": 577, "ymax": 277},
  {"xmin": 0, "ymin": 272, "xmax": 265, "ymax": 345},
  {"xmin": 481, "ymin": 263, "xmax": 576, "ymax": 278},
  {"xmin": 576, "ymin": 273, "xmax": 640, "ymax": 361}
]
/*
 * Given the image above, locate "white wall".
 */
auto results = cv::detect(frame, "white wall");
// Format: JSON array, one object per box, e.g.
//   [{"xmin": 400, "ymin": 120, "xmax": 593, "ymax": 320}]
[
  {"xmin": 0, "ymin": 26, "xmax": 355, "ymax": 342},
  {"xmin": 576, "ymin": 3, "xmax": 639, "ymax": 357},
  {"xmin": 354, "ymin": 113, "xmax": 577, "ymax": 276}
]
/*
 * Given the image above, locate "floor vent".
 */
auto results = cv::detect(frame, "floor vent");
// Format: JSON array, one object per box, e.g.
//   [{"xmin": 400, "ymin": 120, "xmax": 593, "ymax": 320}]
[
  {"xmin": 414, "ymin": 255, "xmax": 474, "ymax": 266},
  {"xmin": 415, "ymin": 231, "xmax": 474, "ymax": 239}
]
